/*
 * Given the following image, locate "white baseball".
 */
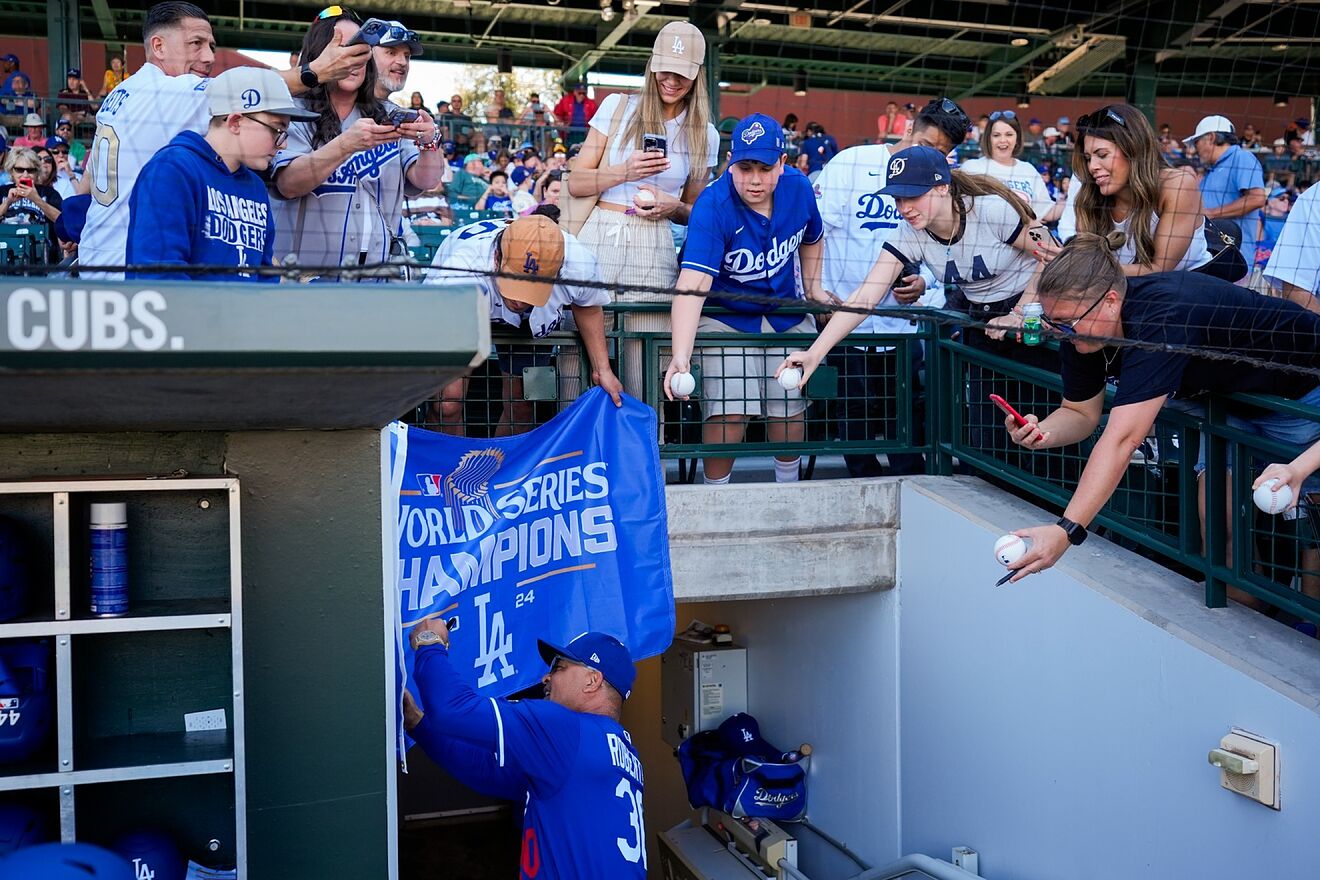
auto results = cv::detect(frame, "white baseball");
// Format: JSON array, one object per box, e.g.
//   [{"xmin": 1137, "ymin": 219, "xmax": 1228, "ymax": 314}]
[
  {"xmin": 671, "ymin": 371, "xmax": 696, "ymax": 397},
  {"xmin": 778, "ymin": 367, "xmax": 803, "ymax": 390},
  {"xmin": 635, "ymin": 189, "xmax": 656, "ymax": 205},
  {"xmin": 994, "ymin": 534, "xmax": 1028, "ymax": 566},
  {"xmin": 1253, "ymin": 478, "xmax": 1294, "ymax": 515}
]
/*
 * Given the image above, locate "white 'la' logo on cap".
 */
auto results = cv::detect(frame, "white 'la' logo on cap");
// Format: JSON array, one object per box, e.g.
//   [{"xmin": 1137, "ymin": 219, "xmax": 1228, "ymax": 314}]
[
  {"xmin": 741, "ymin": 121, "xmax": 766, "ymax": 144},
  {"xmin": 889, "ymin": 157, "xmax": 906, "ymax": 176},
  {"xmin": 672, "ymin": 36, "xmax": 685, "ymax": 54}
]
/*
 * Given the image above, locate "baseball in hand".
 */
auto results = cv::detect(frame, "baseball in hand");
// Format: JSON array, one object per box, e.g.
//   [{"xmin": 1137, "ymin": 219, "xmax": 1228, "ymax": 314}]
[
  {"xmin": 778, "ymin": 367, "xmax": 803, "ymax": 390},
  {"xmin": 1253, "ymin": 478, "xmax": 1294, "ymax": 515},
  {"xmin": 634, "ymin": 189, "xmax": 656, "ymax": 207},
  {"xmin": 994, "ymin": 534, "xmax": 1028, "ymax": 566},
  {"xmin": 671, "ymin": 371, "xmax": 696, "ymax": 397}
]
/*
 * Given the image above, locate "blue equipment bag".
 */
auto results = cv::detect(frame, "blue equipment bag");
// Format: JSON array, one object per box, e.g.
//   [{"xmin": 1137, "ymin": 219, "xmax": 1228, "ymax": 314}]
[{"xmin": 675, "ymin": 712, "xmax": 808, "ymax": 821}]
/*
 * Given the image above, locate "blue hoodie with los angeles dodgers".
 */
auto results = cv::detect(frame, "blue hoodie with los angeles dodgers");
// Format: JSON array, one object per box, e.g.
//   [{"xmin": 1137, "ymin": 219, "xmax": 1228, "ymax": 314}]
[{"xmin": 127, "ymin": 130, "xmax": 276, "ymax": 282}]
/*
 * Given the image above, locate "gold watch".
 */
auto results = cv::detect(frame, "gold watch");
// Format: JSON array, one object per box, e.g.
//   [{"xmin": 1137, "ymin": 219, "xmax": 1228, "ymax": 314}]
[{"xmin": 414, "ymin": 630, "xmax": 447, "ymax": 648}]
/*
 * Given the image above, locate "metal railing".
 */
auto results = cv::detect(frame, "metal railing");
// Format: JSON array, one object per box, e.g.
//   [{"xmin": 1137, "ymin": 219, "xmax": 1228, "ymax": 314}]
[{"xmin": 407, "ymin": 303, "xmax": 1320, "ymax": 627}]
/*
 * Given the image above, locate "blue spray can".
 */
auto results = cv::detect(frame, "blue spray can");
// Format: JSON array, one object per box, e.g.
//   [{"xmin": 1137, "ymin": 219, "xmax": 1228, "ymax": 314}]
[{"xmin": 89, "ymin": 503, "xmax": 128, "ymax": 617}]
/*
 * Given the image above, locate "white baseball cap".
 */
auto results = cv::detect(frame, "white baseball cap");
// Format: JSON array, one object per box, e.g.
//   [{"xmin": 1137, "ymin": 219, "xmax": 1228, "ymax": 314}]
[
  {"xmin": 1184, "ymin": 114, "xmax": 1234, "ymax": 144},
  {"xmin": 207, "ymin": 67, "xmax": 317, "ymax": 120}
]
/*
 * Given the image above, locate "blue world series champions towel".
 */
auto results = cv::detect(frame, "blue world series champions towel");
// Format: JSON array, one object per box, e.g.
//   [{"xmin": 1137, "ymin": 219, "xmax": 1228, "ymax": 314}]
[{"xmin": 389, "ymin": 389, "xmax": 675, "ymax": 731}]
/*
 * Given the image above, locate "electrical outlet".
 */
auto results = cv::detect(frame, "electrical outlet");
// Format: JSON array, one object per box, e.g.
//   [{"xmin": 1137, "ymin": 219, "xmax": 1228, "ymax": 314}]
[{"xmin": 185, "ymin": 709, "xmax": 228, "ymax": 732}]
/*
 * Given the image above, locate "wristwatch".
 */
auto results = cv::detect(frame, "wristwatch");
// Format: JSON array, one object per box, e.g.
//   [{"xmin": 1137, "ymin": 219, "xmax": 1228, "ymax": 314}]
[
  {"xmin": 299, "ymin": 63, "xmax": 319, "ymax": 89},
  {"xmin": 1056, "ymin": 516, "xmax": 1088, "ymax": 546},
  {"xmin": 414, "ymin": 629, "xmax": 447, "ymax": 647}
]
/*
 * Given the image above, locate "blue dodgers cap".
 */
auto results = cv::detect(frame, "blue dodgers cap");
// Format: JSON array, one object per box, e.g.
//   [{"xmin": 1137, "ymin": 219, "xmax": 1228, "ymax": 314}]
[
  {"xmin": 54, "ymin": 194, "xmax": 90, "ymax": 243},
  {"xmin": 730, "ymin": 113, "xmax": 784, "ymax": 166},
  {"xmin": 878, "ymin": 145, "xmax": 950, "ymax": 198},
  {"xmin": 538, "ymin": 632, "xmax": 636, "ymax": 700},
  {"xmin": 44, "ymin": 136, "xmax": 67, "ymax": 150}
]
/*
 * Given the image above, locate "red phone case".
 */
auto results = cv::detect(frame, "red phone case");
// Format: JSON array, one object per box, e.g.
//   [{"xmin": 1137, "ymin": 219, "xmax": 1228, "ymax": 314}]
[{"xmin": 989, "ymin": 394, "xmax": 1029, "ymax": 427}]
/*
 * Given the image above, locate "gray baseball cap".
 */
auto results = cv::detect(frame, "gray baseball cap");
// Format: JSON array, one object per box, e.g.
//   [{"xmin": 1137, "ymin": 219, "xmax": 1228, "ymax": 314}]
[{"xmin": 208, "ymin": 67, "xmax": 317, "ymax": 120}]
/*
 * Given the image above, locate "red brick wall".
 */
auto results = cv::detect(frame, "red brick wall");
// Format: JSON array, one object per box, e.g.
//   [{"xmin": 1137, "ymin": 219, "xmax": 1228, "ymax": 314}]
[{"xmin": 715, "ymin": 85, "xmax": 1312, "ymax": 148}]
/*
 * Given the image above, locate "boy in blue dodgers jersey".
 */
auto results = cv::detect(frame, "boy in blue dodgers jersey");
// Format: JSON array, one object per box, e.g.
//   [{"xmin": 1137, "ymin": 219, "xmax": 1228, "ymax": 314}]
[
  {"xmin": 665, "ymin": 113, "xmax": 830, "ymax": 485},
  {"xmin": 403, "ymin": 620, "xmax": 646, "ymax": 880},
  {"xmin": 126, "ymin": 67, "xmax": 316, "ymax": 281},
  {"xmin": 813, "ymin": 97, "xmax": 970, "ymax": 477}
]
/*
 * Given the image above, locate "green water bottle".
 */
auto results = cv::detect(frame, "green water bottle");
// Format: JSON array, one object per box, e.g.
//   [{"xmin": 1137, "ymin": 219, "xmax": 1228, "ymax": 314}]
[{"xmin": 1022, "ymin": 302, "xmax": 1043, "ymax": 346}]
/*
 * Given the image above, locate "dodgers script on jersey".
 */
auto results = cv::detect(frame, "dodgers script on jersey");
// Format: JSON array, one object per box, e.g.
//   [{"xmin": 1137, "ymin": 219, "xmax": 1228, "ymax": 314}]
[
  {"xmin": 814, "ymin": 143, "xmax": 921, "ymax": 335},
  {"xmin": 271, "ymin": 102, "xmax": 421, "ymax": 272},
  {"xmin": 80, "ymin": 64, "xmax": 212, "ymax": 278},
  {"xmin": 681, "ymin": 166, "xmax": 822, "ymax": 332},
  {"xmin": 883, "ymin": 194, "xmax": 1036, "ymax": 304},
  {"xmin": 424, "ymin": 219, "xmax": 608, "ymax": 336},
  {"xmin": 410, "ymin": 646, "xmax": 647, "ymax": 880}
]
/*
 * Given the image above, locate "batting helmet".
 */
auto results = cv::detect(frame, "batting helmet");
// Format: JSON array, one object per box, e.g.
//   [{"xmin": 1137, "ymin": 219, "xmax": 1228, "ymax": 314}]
[
  {"xmin": 1, "ymin": 842, "xmax": 134, "ymax": 879},
  {"xmin": 0, "ymin": 640, "xmax": 53, "ymax": 765}
]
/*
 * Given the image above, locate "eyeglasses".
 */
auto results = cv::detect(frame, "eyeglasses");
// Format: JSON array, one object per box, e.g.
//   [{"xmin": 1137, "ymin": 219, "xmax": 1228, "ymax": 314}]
[
  {"xmin": 988, "ymin": 110, "xmax": 1017, "ymax": 123},
  {"xmin": 243, "ymin": 114, "xmax": 289, "ymax": 146},
  {"xmin": 51, "ymin": 149, "xmax": 68, "ymax": 155},
  {"xmin": 315, "ymin": 5, "xmax": 360, "ymax": 22},
  {"xmin": 1042, "ymin": 291, "xmax": 1110, "ymax": 337},
  {"xmin": 1076, "ymin": 106, "xmax": 1127, "ymax": 132},
  {"xmin": 10, "ymin": 166, "xmax": 36, "ymax": 173},
  {"xmin": 549, "ymin": 657, "xmax": 581, "ymax": 675}
]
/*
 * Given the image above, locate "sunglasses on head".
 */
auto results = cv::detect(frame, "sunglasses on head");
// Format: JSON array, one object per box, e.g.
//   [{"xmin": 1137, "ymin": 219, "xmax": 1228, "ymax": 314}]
[
  {"xmin": 1077, "ymin": 106, "xmax": 1127, "ymax": 132},
  {"xmin": 988, "ymin": 110, "xmax": 1016, "ymax": 123},
  {"xmin": 315, "ymin": 5, "xmax": 361, "ymax": 22},
  {"xmin": 380, "ymin": 22, "xmax": 419, "ymax": 44}
]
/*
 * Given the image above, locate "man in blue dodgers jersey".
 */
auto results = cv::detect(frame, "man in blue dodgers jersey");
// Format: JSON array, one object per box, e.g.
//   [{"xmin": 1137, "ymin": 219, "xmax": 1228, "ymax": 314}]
[
  {"xmin": 78, "ymin": 1, "xmax": 371, "ymax": 279},
  {"xmin": 126, "ymin": 67, "xmax": 317, "ymax": 281},
  {"xmin": 665, "ymin": 112, "xmax": 830, "ymax": 485},
  {"xmin": 403, "ymin": 619, "xmax": 646, "ymax": 880},
  {"xmin": 813, "ymin": 97, "xmax": 970, "ymax": 477},
  {"xmin": 271, "ymin": 12, "xmax": 445, "ymax": 280}
]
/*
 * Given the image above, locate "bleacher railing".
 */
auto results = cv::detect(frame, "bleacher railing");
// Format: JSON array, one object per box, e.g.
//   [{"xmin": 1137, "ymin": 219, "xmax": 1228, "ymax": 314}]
[{"xmin": 410, "ymin": 303, "xmax": 1320, "ymax": 628}]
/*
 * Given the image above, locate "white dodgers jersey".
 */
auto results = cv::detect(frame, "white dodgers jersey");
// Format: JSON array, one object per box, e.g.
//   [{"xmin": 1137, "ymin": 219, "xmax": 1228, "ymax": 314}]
[{"xmin": 80, "ymin": 63, "xmax": 212, "ymax": 278}]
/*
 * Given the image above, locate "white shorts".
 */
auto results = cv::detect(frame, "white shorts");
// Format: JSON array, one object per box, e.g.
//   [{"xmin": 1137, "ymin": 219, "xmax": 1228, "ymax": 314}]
[{"xmin": 696, "ymin": 314, "xmax": 815, "ymax": 419}]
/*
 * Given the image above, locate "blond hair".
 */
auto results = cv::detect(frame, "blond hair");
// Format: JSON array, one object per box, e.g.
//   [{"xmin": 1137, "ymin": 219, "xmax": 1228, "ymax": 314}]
[
  {"xmin": 1037, "ymin": 231, "xmax": 1130, "ymax": 302},
  {"xmin": 618, "ymin": 70, "xmax": 713, "ymax": 185}
]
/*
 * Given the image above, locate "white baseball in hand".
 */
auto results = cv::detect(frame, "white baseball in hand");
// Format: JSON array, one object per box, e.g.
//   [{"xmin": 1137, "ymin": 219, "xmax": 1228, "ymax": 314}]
[
  {"xmin": 778, "ymin": 367, "xmax": 803, "ymax": 390},
  {"xmin": 671, "ymin": 371, "xmax": 696, "ymax": 397},
  {"xmin": 1253, "ymin": 478, "xmax": 1294, "ymax": 515},
  {"xmin": 634, "ymin": 189, "xmax": 656, "ymax": 207},
  {"xmin": 994, "ymin": 534, "xmax": 1028, "ymax": 566}
]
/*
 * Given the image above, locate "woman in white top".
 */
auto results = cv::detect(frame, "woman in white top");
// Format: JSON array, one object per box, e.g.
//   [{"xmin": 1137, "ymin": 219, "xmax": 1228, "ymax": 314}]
[
  {"xmin": 1044, "ymin": 104, "xmax": 1213, "ymax": 276},
  {"xmin": 960, "ymin": 110, "xmax": 1063, "ymax": 224},
  {"xmin": 565, "ymin": 19, "xmax": 720, "ymax": 398},
  {"xmin": 779, "ymin": 145, "xmax": 1067, "ymax": 463}
]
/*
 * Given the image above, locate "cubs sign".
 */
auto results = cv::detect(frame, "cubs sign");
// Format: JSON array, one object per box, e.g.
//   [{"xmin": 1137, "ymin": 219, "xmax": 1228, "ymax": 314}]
[{"xmin": 389, "ymin": 389, "xmax": 675, "ymax": 718}]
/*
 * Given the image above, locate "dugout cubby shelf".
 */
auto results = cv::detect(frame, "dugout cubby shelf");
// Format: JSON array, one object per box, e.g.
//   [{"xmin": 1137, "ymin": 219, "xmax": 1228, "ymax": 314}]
[{"xmin": 0, "ymin": 477, "xmax": 245, "ymax": 873}]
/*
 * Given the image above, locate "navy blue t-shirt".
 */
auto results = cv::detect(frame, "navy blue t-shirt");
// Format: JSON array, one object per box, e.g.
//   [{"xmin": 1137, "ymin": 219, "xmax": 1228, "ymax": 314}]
[
  {"xmin": 681, "ymin": 166, "xmax": 823, "ymax": 332},
  {"xmin": 1060, "ymin": 271, "xmax": 1320, "ymax": 406}
]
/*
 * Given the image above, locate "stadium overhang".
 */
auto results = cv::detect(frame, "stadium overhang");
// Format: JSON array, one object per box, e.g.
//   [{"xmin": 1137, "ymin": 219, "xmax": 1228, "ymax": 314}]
[{"xmin": 4, "ymin": 0, "xmax": 1318, "ymax": 100}]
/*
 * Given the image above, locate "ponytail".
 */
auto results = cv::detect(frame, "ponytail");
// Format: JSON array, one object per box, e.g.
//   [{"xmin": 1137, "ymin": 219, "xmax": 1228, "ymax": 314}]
[
  {"xmin": 1037, "ymin": 231, "xmax": 1128, "ymax": 302},
  {"xmin": 948, "ymin": 169, "xmax": 1036, "ymax": 230}
]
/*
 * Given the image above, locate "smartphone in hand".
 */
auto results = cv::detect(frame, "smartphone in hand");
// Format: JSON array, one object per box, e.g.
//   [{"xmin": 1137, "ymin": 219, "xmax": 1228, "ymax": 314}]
[
  {"xmin": 989, "ymin": 393, "xmax": 1029, "ymax": 428},
  {"xmin": 642, "ymin": 133, "xmax": 667, "ymax": 156}
]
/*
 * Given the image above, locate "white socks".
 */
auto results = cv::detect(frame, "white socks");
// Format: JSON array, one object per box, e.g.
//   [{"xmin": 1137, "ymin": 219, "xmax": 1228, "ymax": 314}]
[
  {"xmin": 703, "ymin": 471, "xmax": 731, "ymax": 485},
  {"xmin": 775, "ymin": 457, "xmax": 801, "ymax": 483}
]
